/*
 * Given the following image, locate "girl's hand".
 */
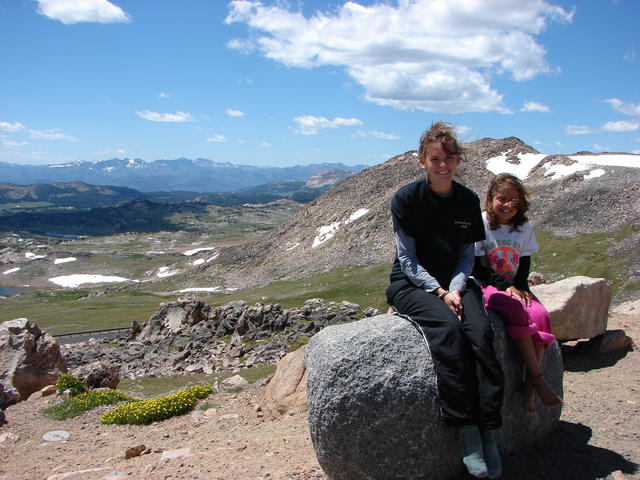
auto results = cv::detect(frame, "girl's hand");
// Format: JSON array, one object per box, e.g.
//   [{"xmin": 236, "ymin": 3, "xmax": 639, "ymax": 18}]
[
  {"xmin": 506, "ymin": 286, "xmax": 532, "ymax": 307},
  {"xmin": 444, "ymin": 289, "xmax": 464, "ymax": 321}
]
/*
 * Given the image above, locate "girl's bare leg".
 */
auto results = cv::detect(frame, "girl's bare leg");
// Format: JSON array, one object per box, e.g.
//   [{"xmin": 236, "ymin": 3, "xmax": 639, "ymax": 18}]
[{"xmin": 514, "ymin": 337, "xmax": 562, "ymax": 413}]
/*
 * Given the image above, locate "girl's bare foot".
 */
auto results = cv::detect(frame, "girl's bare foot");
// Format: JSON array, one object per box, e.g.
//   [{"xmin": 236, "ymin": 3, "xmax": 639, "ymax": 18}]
[{"xmin": 528, "ymin": 374, "xmax": 563, "ymax": 409}]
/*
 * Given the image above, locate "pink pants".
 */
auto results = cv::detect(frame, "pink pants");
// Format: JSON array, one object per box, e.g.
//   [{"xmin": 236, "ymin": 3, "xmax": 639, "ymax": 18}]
[{"xmin": 481, "ymin": 284, "xmax": 555, "ymax": 348}]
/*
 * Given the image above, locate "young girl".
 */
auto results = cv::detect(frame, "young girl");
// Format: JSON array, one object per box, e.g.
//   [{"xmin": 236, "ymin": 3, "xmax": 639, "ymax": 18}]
[{"xmin": 473, "ymin": 173, "xmax": 563, "ymax": 416}]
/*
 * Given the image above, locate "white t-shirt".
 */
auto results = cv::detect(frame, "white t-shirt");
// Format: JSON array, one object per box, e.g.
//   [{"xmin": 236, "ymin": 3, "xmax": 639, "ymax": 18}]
[{"xmin": 474, "ymin": 211, "xmax": 538, "ymax": 281}]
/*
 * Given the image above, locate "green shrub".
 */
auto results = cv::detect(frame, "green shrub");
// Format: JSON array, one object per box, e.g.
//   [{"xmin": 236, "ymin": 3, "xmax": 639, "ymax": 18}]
[
  {"xmin": 44, "ymin": 389, "xmax": 138, "ymax": 420},
  {"xmin": 101, "ymin": 384, "xmax": 213, "ymax": 425},
  {"xmin": 288, "ymin": 336, "xmax": 310, "ymax": 352},
  {"xmin": 56, "ymin": 373, "xmax": 88, "ymax": 396}
]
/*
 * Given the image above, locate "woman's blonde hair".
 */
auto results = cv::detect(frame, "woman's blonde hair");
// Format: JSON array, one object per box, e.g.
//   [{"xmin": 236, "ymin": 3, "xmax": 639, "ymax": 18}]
[{"xmin": 418, "ymin": 121, "xmax": 463, "ymax": 161}]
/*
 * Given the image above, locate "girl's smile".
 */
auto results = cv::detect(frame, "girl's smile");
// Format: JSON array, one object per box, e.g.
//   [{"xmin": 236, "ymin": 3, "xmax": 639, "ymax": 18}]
[{"xmin": 492, "ymin": 186, "xmax": 520, "ymax": 225}]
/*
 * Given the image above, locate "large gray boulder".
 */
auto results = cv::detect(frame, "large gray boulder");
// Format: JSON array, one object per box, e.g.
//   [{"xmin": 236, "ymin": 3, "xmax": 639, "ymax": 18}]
[
  {"xmin": 0, "ymin": 319, "xmax": 67, "ymax": 408},
  {"xmin": 531, "ymin": 276, "xmax": 611, "ymax": 341},
  {"xmin": 306, "ymin": 312, "xmax": 563, "ymax": 480}
]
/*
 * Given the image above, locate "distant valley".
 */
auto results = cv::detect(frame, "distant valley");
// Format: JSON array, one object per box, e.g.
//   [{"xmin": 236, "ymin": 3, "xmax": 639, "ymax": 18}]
[{"xmin": 0, "ymin": 168, "xmax": 352, "ymax": 235}]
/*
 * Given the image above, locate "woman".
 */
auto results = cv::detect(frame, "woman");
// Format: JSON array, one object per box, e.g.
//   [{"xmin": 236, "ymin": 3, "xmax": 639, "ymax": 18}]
[{"xmin": 386, "ymin": 121, "xmax": 504, "ymax": 479}]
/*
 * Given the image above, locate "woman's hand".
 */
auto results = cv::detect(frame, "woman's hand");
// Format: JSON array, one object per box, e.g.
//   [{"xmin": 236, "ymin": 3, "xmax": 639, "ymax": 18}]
[
  {"xmin": 444, "ymin": 289, "xmax": 463, "ymax": 321},
  {"xmin": 506, "ymin": 286, "xmax": 532, "ymax": 307}
]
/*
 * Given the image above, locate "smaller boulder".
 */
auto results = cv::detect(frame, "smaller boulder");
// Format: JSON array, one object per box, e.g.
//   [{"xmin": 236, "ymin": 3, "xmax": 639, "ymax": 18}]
[
  {"xmin": 220, "ymin": 374, "xmax": 249, "ymax": 390},
  {"xmin": 265, "ymin": 346, "xmax": 307, "ymax": 417},
  {"xmin": 573, "ymin": 330, "xmax": 633, "ymax": 355},
  {"xmin": 72, "ymin": 361, "xmax": 120, "ymax": 389},
  {"xmin": 531, "ymin": 276, "xmax": 611, "ymax": 341}
]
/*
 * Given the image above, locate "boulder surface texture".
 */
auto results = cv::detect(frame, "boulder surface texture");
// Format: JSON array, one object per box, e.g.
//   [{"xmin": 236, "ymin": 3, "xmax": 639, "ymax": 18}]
[
  {"xmin": 71, "ymin": 361, "xmax": 120, "ymax": 389},
  {"xmin": 0, "ymin": 318, "xmax": 67, "ymax": 408},
  {"xmin": 306, "ymin": 312, "xmax": 563, "ymax": 480}
]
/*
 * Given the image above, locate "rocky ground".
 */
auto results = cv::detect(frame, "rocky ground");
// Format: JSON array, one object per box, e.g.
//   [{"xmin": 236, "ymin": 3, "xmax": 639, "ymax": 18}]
[{"xmin": 1, "ymin": 310, "xmax": 639, "ymax": 480}]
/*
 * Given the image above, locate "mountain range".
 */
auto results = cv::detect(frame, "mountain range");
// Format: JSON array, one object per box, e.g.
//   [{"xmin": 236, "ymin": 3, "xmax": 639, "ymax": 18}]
[
  {"xmin": 196, "ymin": 137, "xmax": 639, "ymax": 299},
  {"xmin": 0, "ymin": 158, "xmax": 366, "ymax": 193},
  {"xmin": 1, "ymin": 137, "xmax": 638, "ymax": 303}
]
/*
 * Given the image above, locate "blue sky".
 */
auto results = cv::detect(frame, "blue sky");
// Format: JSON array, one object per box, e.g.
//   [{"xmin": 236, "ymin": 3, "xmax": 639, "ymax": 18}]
[{"xmin": 1, "ymin": 0, "xmax": 638, "ymax": 167}]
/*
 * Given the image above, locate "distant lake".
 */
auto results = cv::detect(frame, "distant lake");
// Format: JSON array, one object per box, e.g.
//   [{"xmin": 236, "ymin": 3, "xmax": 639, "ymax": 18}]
[
  {"xmin": 0, "ymin": 287, "xmax": 30, "ymax": 297},
  {"xmin": 44, "ymin": 232, "xmax": 82, "ymax": 239}
]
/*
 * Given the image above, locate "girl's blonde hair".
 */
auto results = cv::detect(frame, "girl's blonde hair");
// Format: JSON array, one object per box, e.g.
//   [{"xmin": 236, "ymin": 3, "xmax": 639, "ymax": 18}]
[{"xmin": 485, "ymin": 173, "xmax": 529, "ymax": 231}]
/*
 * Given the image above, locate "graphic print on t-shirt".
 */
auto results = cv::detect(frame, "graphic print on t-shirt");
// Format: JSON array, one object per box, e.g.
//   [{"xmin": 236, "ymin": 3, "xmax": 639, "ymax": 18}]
[{"xmin": 487, "ymin": 246, "xmax": 520, "ymax": 280}]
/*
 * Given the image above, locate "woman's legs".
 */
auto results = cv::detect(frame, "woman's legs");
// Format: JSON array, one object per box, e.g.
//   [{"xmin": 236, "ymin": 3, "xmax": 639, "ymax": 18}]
[
  {"xmin": 459, "ymin": 283, "xmax": 504, "ymax": 430},
  {"xmin": 392, "ymin": 285, "xmax": 479, "ymax": 426},
  {"xmin": 460, "ymin": 284, "xmax": 504, "ymax": 478},
  {"xmin": 392, "ymin": 285, "xmax": 497, "ymax": 478}
]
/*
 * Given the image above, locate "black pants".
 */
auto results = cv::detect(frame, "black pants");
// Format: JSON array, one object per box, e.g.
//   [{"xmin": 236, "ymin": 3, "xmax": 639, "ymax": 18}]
[{"xmin": 388, "ymin": 281, "xmax": 504, "ymax": 429}]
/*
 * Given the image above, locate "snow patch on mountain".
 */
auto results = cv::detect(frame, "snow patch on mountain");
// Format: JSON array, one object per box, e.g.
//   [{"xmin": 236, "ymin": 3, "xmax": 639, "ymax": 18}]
[
  {"xmin": 183, "ymin": 247, "xmax": 217, "ymax": 256},
  {"xmin": 157, "ymin": 266, "xmax": 179, "ymax": 278},
  {"xmin": 312, "ymin": 208, "xmax": 370, "ymax": 248},
  {"xmin": 568, "ymin": 154, "xmax": 639, "ymax": 168},
  {"xmin": 485, "ymin": 152, "xmax": 547, "ymax": 179},
  {"xmin": 54, "ymin": 257, "xmax": 77, "ymax": 264},
  {"xmin": 49, "ymin": 274, "xmax": 138, "ymax": 288}
]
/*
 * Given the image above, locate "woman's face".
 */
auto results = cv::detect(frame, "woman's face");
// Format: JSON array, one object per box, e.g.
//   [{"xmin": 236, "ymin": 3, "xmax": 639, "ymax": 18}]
[{"xmin": 420, "ymin": 141, "xmax": 460, "ymax": 190}]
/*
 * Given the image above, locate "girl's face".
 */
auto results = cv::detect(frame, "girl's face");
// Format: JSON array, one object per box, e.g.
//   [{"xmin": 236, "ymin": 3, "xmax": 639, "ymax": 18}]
[
  {"xmin": 491, "ymin": 185, "xmax": 520, "ymax": 225},
  {"xmin": 420, "ymin": 141, "xmax": 460, "ymax": 191}
]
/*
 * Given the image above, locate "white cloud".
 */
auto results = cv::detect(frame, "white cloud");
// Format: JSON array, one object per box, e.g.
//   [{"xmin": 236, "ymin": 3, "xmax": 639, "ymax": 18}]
[
  {"xmin": 564, "ymin": 124, "xmax": 595, "ymax": 135},
  {"xmin": 293, "ymin": 115, "xmax": 362, "ymax": 135},
  {"xmin": 135, "ymin": 110, "xmax": 194, "ymax": 122},
  {"xmin": 2, "ymin": 140, "xmax": 28, "ymax": 148},
  {"xmin": 225, "ymin": 0, "xmax": 572, "ymax": 114},
  {"xmin": 226, "ymin": 108, "xmax": 245, "ymax": 117},
  {"xmin": 37, "ymin": 0, "xmax": 130, "ymax": 24},
  {"xmin": 604, "ymin": 98, "xmax": 640, "ymax": 117},
  {"xmin": 158, "ymin": 92, "xmax": 171, "ymax": 98},
  {"xmin": 520, "ymin": 101, "xmax": 551, "ymax": 112},
  {"xmin": 455, "ymin": 125, "xmax": 472, "ymax": 135},
  {"xmin": 623, "ymin": 48, "xmax": 636, "ymax": 62},
  {"xmin": 369, "ymin": 131, "xmax": 399, "ymax": 140},
  {"xmin": 29, "ymin": 129, "xmax": 76, "ymax": 141},
  {"xmin": 601, "ymin": 120, "xmax": 640, "ymax": 132},
  {"xmin": 633, "ymin": 149, "xmax": 640, "ymax": 154},
  {"xmin": 261, "ymin": 141, "xmax": 272, "ymax": 147},
  {"xmin": 206, "ymin": 134, "xmax": 228, "ymax": 143},
  {"xmin": 0, "ymin": 121, "xmax": 26, "ymax": 132}
]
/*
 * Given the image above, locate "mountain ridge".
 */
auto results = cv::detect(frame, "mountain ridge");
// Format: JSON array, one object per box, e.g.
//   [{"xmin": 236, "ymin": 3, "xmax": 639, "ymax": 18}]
[
  {"xmin": 197, "ymin": 137, "xmax": 639, "ymax": 296},
  {"xmin": 0, "ymin": 158, "xmax": 367, "ymax": 193}
]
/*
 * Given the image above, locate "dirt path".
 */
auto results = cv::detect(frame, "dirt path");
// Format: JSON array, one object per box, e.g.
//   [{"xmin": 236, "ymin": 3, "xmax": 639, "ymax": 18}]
[{"xmin": 1, "ymin": 313, "xmax": 638, "ymax": 480}]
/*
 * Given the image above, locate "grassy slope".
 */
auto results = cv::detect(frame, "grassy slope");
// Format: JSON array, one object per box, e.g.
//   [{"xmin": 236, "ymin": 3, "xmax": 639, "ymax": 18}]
[{"xmin": 1, "ymin": 227, "xmax": 637, "ymax": 335}]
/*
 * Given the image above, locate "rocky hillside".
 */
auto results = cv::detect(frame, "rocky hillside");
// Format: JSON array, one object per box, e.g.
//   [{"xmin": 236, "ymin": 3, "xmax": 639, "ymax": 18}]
[{"xmin": 199, "ymin": 137, "xmax": 639, "ymax": 291}]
